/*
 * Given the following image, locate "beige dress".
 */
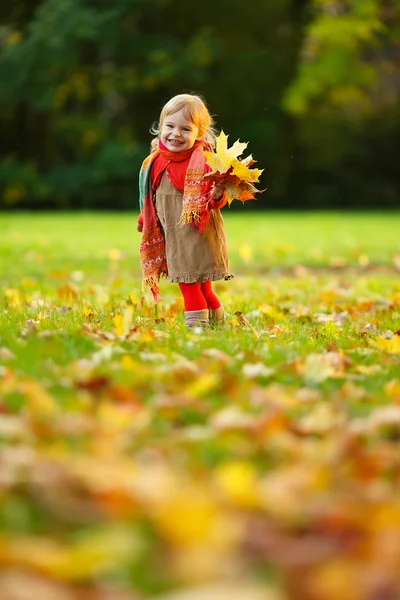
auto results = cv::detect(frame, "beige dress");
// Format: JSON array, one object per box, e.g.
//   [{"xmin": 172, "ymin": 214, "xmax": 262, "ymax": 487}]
[{"xmin": 155, "ymin": 172, "xmax": 232, "ymax": 284}]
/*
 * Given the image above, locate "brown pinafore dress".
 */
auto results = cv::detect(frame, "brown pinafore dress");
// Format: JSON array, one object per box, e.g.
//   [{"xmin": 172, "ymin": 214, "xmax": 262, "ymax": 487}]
[{"xmin": 155, "ymin": 172, "xmax": 232, "ymax": 284}]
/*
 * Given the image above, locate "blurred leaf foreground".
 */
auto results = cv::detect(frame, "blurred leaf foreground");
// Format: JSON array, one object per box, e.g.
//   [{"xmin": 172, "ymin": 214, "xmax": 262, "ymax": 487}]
[{"xmin": 0, "ymin": 212, "xmax": 400, "ymax": 600}]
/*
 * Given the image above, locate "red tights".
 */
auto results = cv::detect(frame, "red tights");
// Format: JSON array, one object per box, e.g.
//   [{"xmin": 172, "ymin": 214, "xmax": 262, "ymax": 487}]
[{"xmin": 179, "ymin": 281, "xmax": 221, "ymax": 311}]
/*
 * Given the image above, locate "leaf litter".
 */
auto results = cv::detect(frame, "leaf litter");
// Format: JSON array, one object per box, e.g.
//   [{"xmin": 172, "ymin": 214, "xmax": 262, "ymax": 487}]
[{"xmin": 0, "ymin": 259, "xmax": 400, "ymax": 599}]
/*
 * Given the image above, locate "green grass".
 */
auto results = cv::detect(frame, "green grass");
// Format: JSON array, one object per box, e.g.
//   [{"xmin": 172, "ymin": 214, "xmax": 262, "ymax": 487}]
[
  {"xmin": 1, "ymin": 210, "xmax": 399, "ymax": 277},
  {"xmin": 0, "ymin": 211, "xmax": 400, "ymax": 598}
]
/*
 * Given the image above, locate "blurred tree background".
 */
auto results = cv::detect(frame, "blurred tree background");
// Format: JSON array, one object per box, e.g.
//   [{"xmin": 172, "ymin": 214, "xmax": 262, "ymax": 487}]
[{"xmin": 0, "ymin": 0, "xmax": 399, "ymax": 210}]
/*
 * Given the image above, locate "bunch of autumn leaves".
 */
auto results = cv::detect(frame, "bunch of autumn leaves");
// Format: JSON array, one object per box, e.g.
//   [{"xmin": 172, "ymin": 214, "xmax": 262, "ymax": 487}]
[{"xmin": 203, "ymin": 131, "xmax": 264, "ymax": 205}]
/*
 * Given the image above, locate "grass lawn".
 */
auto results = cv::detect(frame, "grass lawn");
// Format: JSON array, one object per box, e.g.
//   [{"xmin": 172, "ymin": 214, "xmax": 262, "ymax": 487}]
[{"xmin": 0, "ymin": 211, "xmax": 400, "ymax": 599}]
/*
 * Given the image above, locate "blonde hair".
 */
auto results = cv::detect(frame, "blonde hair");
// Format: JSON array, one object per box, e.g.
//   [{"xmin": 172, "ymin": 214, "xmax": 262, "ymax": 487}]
[{"xmin": 150, "ymin": 93, "xmax": 217, "ymax": 150}]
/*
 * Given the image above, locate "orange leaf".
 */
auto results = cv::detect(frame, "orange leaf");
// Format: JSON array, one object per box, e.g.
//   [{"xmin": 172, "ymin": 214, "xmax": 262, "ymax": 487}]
[{"xmin": 238, "ymin": 189, "xmax": 255, "ymax": 202}]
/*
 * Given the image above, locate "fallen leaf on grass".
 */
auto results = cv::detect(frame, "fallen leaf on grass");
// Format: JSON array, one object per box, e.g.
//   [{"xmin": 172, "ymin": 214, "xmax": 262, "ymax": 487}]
[
  {"xmin": 313, "ymin": 312, "xmax": 348, "ymax": 326},
  {"xmin": 213, "ymin": 461, "xmax": 260, "ymax": 508},
  {"xmin": 75, "ymin": 345, "xmax": 124, "ymax": 370},
  {"xmin": 211, "ymin": 406, "xmax": 257, "ymax": 432},
  {"xmin": 297, "ymin": 403, "xmax": 346, "ymax": 434},
  {"xmin": 231, "ymin": 312, "xmax": 260, "ymax": 338},
  {"xmin": 4, "ymin": 288, "xmax": 23, "ymax": 306},
  {"xmin": 20, "ymin": 320, "xmax": 38, "ymax": 338},
  {"xmin": 0, "ymin": 416, "xmax": 27, "ymax": 440},
  {"xmin": 107, "ymin": 385, "xmax": 142, "ymax": 407},
  {"xmin": 3, "ymin": 526, "xmax": 138, "ymax": 581},
  {"xmin": 75, "ymin": 375, "xmax": 110, "ymax": 392},
  {"xmin": 259, "ymin": 304, "xmax": 286, "ymax": 320},
  {"xmin": 152, "ymin": 487, "xmax": 217, "ymax": 544},
  {"xmin": 299, "ymin": 352, "xmax": 351, "ymax": 384},
  {"xmin": 0, "ymin": 571, "xmax": 75, "ymax": 600},
  {"xmin": 354, "ymin": 364, "xmax": 383, "ymax": 376},
  {"xmin": 201, "ymin": 348, "xmax": 233, "ymax": 365},
  {"xmin": 18, "ymin": 380, "xmax": 57, "ymax": 414},
  {"xmin": 82, "ymin": 311, "xmax": 96, "ymax": 324},
  {"xmin": 385, "ymin": 379, "xmax": 400, "ymax": 399},
  {"xmin": 113, "ymin": 306, "xmax": 133, "ymax": 337},
  {"xmin": 374, "ymin": 335, "xmax": 400, "ymax": 354},
  {"xmin": 259, "ymin": 465, "xmax": 329, "ymax": 519},
  {"xmin": 350, "ymin": 405, "xmax": 400, "ymax": 435},
  {"xmin": 56, "ymin": 283, "xmax": 79, "ymax": 302},
  {"xmin": 0, "ymin": 347, "xmax": 16, "ymax": 361},
  {"xmin": 242, "ymin": 362, "xmax": 275, "ymax": 379},
  {"xmin": 82, "ymin": 323, "xmax": 115, "ymax": 341},
  {"xmin": 185, "ymin": 373, "xmax": 221, "ymax": 399},
  {"xmin": 255, "ymin": 410, "xmax": 294, "ymax": 438}
]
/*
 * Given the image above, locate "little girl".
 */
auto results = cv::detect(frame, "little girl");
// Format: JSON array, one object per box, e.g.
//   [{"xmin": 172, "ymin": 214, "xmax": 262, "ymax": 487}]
[{"xmin": 137, "ymin": 93, "xmax": 232, "ymax": 328}]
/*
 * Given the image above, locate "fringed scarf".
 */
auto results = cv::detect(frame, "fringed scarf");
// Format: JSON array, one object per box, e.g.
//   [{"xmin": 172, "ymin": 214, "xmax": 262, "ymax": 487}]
[{"xmin": 139, "ymin": 140, "xmax": 212, "ymax": 301}]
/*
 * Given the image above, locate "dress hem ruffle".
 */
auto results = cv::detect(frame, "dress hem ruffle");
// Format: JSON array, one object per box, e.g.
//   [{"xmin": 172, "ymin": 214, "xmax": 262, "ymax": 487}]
[{"xmin": 167, "ymin": 272, "xmax": 234, "ymax": 284}]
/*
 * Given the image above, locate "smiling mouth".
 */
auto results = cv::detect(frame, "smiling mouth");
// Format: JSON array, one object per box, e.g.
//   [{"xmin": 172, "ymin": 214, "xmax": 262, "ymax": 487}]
[{"xmin": 168, "ymin": 139, "xmax": 183, "ymax": 144}]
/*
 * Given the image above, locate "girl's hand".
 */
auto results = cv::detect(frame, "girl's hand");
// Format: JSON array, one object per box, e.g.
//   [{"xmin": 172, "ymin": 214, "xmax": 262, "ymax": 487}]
[
  {"xmin": 209, "ymin": 183, "xmax": 228, "ymax": 210},
  {"xmin": 211, "ymin": 180, "xmax": 226, "ymax": 200},
  {"xmin": 137, "ymin": 213, "xmax": 144, "ymax": 232}
]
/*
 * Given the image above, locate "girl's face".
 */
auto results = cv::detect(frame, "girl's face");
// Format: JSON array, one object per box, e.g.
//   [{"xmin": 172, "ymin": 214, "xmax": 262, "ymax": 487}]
[{"xmin": 160, "ymin": 108, "xmax": 199, "ymax": 152}]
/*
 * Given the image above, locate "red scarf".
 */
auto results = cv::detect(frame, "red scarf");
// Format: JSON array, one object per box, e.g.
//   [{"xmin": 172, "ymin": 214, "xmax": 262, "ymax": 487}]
[
  {"xmin": 139, "ymin": 140, "xmax": 212, "ymax": 301},
  {"xmin": 151, "ymin": 140, "xmax": 208, "ymax": 192}
]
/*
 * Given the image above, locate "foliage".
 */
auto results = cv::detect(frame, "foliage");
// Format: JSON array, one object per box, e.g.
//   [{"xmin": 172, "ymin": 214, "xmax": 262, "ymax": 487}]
[
  {"xmin": 0, "ymin": 0, "xmax": 303, "ymax": 209},
  {"xmin": 0, "ymin": 0, "xmax": 399, "ymax": 209},
  {"xmin": 0, "ymin": 212, "xmax": 400, "ymax": 597},
  {"xmin": 282, "ymin": 0, "xmax": 400, "ymax": 208},
  {"xmin": 203, "ymin": 131, "xmax": 263, "ymax": 205},
  {"xmin": 284, "ymin": 0, "xmax": 389, "ymax": 116},
  {"xmin": 0, "ymin": 0, "xmax": 224, "ymax": 208}
]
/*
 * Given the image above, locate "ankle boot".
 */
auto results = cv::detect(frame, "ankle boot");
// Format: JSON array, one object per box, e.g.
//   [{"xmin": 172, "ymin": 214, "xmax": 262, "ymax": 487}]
[
  {"xmin": 209, "ymin": 305, "xmax": 224, "ymax": 325},
  {"xmin": 184, "ymin": 309, "xmax": 209, "ymax": 328}
]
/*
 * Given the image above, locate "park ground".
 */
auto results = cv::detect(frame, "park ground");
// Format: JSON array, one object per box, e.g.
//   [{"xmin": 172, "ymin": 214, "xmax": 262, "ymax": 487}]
[{"xmin": 0, "ymin": 211, "xmax": 400, "ymax": 599}]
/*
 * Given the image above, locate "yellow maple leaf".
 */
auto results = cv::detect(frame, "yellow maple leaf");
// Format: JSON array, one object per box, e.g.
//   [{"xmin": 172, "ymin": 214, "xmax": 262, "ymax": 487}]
[
  {"xmin": 203, "ymin": 131, "xmax": 264, "ymax": 206},
  {"xmin": 113, "ymin": 306, "xmax": 133, "ymax": 337},
  {"xmin": 203, "ymin": 130, "xmax": 247, "ymax": 172},
  {"xmin": 231, "ymin": 159, "xmax": 263, "ymax": 183},
  {"xmin": 374, "ymin": 335, "xmax": 400, "ymax": 354}
]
